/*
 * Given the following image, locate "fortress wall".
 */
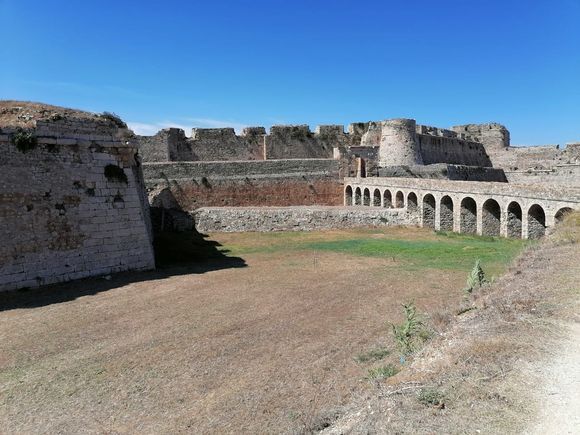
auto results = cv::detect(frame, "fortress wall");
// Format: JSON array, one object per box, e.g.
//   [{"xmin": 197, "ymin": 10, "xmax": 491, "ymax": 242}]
[
  {"xmin": 452, "ymin": 123, "xmax": 510, "ymax": 151},
  {"xmin": 0, "ymin": 115, "xmax": 155, "ymax": 292},
  {"xmin": 378, "ymin": 164, "xmax": 507, "ymax": 182},
  {"xmin": 143, "ymin": 159, "xmax": 343, "ymax": 211},
  {"xmin": 263, "ymin": 125, "xmax": 338, "ymax": 159},
  {"xmin": 138, "ymin": 127, "xmax": 264, "ymax": 162},
  {"xmin": 193, "ymin": 206, "xmax": 408, "ymax": 233},
  {"xmin": 417, "ymin": 134, "xmax": 493, "ymax": 166}
]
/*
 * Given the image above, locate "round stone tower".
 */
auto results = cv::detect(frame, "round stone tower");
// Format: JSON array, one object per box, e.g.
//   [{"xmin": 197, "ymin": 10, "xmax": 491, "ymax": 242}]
[{"xmin": 378, "ymin": 118, "xmax": 423, "ymax": 166}]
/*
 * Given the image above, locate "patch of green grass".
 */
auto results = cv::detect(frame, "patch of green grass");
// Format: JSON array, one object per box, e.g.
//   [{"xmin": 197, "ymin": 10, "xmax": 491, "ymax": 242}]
[
  {"xmin": 216, "ymin": 229, "xmax": 528, "ymax": 275},
  {"xmin": 355, "ymin": 347, "xmax": 390, "ymax": 363},
  {"xmin": 417, "ymin": 387, "xmax": 445, "ymax": 407},
  {"xmin": 305, "ymin": 235, "xmax": 527, "ymax": 273},
  {"xmin": 367, "ymin": 364, "xmax": 399, "ymax": 380}
]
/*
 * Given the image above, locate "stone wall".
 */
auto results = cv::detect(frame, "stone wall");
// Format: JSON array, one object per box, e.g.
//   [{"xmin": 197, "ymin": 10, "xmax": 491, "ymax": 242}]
[
  {"xmin": 139, "ymin": 127, "xmax": 264, "ymax": 162},
  {"xmin": 417, "ymin": 134, "xmax": 492, "ymax": 166},
  {"xmin": 0, "ymin": 102, "xmax": 155, "ymax": 292},
  {"xmin": 452, "ymin": 123, "xmax": 510, "ymax": 151},
  {"xmin": 143, "ymin": 159, "xmax": 343, "ymax": 211},
  {"xmin": 138, "ymin": 119, "xmax": 494, "ymax": 169},
  {"xmin": 193, "ymin": 206, "xmax": 408, "ymax": 232},
  {"xmin": 377, "ymin": 164, "xmax": 507, "ymax": 182}
]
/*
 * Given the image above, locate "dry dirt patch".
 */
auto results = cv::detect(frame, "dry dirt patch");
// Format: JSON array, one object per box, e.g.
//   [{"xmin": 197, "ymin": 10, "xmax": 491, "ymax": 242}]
[{"xmin": 0, "ymin": 228, "xmax": 523, "ymax": 434}]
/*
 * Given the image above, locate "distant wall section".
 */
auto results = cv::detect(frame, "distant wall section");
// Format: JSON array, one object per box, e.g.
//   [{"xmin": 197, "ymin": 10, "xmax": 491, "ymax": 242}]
[{"xmin": 143, "ymin": 159, "xmax": 344, "ymax": 211}]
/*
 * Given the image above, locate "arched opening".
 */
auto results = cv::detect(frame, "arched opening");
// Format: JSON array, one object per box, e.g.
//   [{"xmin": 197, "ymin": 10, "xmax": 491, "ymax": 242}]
[
  {"xmin": 407, "ymin": 192, "xmax": 418, "ymax": 212},
  {"xmin": 506, "ymin": 202, "xmax": 522, "ymax": 238},
  {"xmin": 440, "ymin": 196, "xmax": 454, "ymax": 231},
  {"xmin": 383, "ymin": 190, "xmax": 392, "ymax": 208},
  {"xmin": 345, "ymin": 185, "xmax": 353, "ymax": 206},
  {"xmin": 555, "ymin": 207, "xmax": 573, "ymax": 224},
  {"xmin": 395, "ymin": 191, "xmax": 404, "ymax": 208},
  {"xmin": 354, "ymin": 187, "xmax": 362, "ymax": 205},
  {"xmin": 373, "ymin": 189, "xmax": 381, "ymax": 207},
  {"xmin": 460, "ymin": 197, "xmax": 477, "ymax": 234},
  {"xmin": 422, "ymin": 194, "xmax": 436, "ymax": 229},
  {"xmin": 363, "ymin": 188, "xmax": 371, "ymax": 206},
  {"xmin": 527, "ymin": 204, "xmax": 546, "ymax": 239},
  {"xmin": 482, "ymin": 199, "xmax": 501, "ymax": 236}
]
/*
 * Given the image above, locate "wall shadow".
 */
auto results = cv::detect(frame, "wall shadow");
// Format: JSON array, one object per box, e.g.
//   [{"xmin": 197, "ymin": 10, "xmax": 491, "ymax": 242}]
[{"xmin": 0, "ymin": 224, "xmax": 246, "ymax": 312}]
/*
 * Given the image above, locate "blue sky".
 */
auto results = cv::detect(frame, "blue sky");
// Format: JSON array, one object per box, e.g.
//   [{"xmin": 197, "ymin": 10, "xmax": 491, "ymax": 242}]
[{"xmin": 1, "ymin": 0, "xmax": 579, "ymax": 146}]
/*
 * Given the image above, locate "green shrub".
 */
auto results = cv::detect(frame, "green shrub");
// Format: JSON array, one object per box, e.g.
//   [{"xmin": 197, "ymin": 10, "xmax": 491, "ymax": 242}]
[
  {"xmin": 11, "ymin": 128, "xmax": 37, "ymax": 153},
  {"xmin": 391, "ymin": 302, "xmax": 431, "ymax": 356},
  {"xmin": 417, "ymin": 387, "xmax": 445, "ymax": 407},
  {"xmin": 464, "ymin": 259, "xmax": 487, "ymax": 294}
]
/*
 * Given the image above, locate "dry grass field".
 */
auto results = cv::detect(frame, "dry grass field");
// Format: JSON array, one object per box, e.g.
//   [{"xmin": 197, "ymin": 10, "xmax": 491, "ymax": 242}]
[{"xmin": 0, "ymin": 227, "xmax": 527, "ymax": 434}]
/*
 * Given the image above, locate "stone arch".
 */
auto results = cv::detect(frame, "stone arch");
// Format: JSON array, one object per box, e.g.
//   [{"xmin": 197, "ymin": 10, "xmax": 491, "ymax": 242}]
[
  {"xmin": 354, "ymin": 187, "xmax": 362, "ymax": 205},
  {"xmin": 440, "ymin": 195, "xmax": 454, "ymax": 231},
  {"xmin": 482, "ymin": 198, "xmax": 501, "ymax": 236},
  {"xmin": 527, "ymin": 204, "xmax": 546, "ymax": 239},
  {"xmin": 345, "ymin": 185, "xmax": 353, "ymax": 206},
  {"xmin": 383, "ymin": 190, "xmax": 392, "ymax": 208},
  {"xmin": 422, "ymin": 194, "xmax": 436, "ymax": 229},
  {"xmin": 460, "ymin": 197, "xmax": 477, "ymax": 234},
  {"xmin": 395, "ymin": 191, "xmax": 404, "ymax": 208},
  {"xmin": 407, "ymin": 192, "xmax": 418, "ymax": 212},
  {"xmin": 506, "ymin": 201, "xmax": 522, "ymax": 238},
  {"xmin": 363, "ymin": 188, "xmax": 371, "ymax": 206},
  {"xmin": 373, "ymin": 188, "xmax": 381, "ymax": 207},
  {"xmin": 555, "ymin": 207, "xmax": 573, "ymax": 224}
]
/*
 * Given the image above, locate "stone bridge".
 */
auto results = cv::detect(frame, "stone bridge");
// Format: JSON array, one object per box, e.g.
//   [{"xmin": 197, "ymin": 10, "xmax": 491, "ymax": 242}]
[{"xmin": 344, "ymin": 177, "xmax": 580, "ymax": 239}]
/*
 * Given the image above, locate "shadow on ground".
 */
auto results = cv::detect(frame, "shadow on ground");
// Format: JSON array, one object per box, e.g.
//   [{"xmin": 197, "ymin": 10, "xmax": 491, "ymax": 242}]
[{"xmin": 0, "ymin": 229, "xmax": 246, "ymax": 312}]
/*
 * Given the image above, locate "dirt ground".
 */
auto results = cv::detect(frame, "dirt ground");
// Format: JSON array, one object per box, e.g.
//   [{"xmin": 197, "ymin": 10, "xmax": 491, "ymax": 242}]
[
  {"xmin": 0, "ymin": 227, "xmax": 518, "ymax": 434},
  {"xmin": 322, "ymin": 215, "xmax": 580, "ymax": 434}
]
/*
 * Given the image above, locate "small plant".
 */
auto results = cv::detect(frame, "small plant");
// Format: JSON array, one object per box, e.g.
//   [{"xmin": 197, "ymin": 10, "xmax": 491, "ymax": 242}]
[
  {"xmin": 417, "ymin": 387, "xmax": 445, "ymax": 407},
  {"xmin": 391, "ymin": 301, "xmax": 430, "ymax": 356},
  {"xmin": 99, "ymin": 111, "xmax": 127, "ymax": 128},
  {"xmin": 355, "ymin": 347, "xmax": 390, "ymax": 363},
  {"xmin": 463, "ymin": 259, "xmax": 487, "ymax": 294},
  {"xmin": 11, "ymin": 128, "xmax": 37, "ymax": 153},
  {"xmin": 104, "ymin": 164, "xmax": 128, "ymax": 184},
  {"xmin": 367, "ymin": 364, "xmax": 399, "ymax": 380}
]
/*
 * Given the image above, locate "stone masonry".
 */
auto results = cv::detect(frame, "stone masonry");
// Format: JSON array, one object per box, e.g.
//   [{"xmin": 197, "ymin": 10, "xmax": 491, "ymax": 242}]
[
  {"xmin": 0, "ymin": 102, "xmax": 155, "ymax": 292},
  {"xmin": 193, "ymin": 206, "xmax": 408, "ymax": 233}
]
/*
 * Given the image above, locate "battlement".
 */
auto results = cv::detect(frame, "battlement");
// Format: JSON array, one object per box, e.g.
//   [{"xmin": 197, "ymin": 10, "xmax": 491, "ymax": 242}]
[{"xmin": 192, "ymin": 127, "xmax": 237, "ymax": 141}]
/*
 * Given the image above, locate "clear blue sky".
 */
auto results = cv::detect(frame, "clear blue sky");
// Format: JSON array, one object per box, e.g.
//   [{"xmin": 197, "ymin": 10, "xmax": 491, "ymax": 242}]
[{"xmin": 1, "ymin": 0, "xmax": 579, "ymax": 146}]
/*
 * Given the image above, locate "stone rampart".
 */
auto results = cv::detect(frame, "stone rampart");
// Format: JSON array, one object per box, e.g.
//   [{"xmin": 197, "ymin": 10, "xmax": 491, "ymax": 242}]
[
  {"xmin": 0, "ymin": 102, "xmax": 155, "ymax": 291},
  {"xmin": 193, "ymin": 206, "xmax": 408, "ymax": 232},
  {"xmin": 143, "ymin": 159, "xmax": 343, "ymax": 210}
]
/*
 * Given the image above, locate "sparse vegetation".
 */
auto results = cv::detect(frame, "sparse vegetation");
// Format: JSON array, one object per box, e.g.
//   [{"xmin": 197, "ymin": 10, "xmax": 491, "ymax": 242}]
[
  {"xmin": 99, "ymin": 111, "xmax": 127, "ymax": 128},
  {"xmin": 355, "ymin": 347, "xmax": 390, "ymax": 363},
  {"xmin": 367, "ymin": 364, "xmax": 399, "ymax": 380},
  {"xmin": 464, "ymin": 259, "xmax": 487, "ymax": 294},
  {"xmin": 11, "ymin": 128, "xmax": 37, "ymax": 153},
  {"xmin": 417, "ymin": 387, "xmax": 445, "ymax": 407},
  {"xmin": 391, "ymin": 301, "xmax": 431, "ymax": 356}
]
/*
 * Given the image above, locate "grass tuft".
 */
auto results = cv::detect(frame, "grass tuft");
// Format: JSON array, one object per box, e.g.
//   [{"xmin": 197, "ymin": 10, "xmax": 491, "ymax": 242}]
[
  {"xmin": 367, "ymin": 364, "xmax": 399, "ymax": 380},
  {"xmin": 355, "ymin": 347, "xmax": 390, "ymax": 363},
  {"xmin": 417, "ymin": 387, "xmax": 445, "ymax": 407}
]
